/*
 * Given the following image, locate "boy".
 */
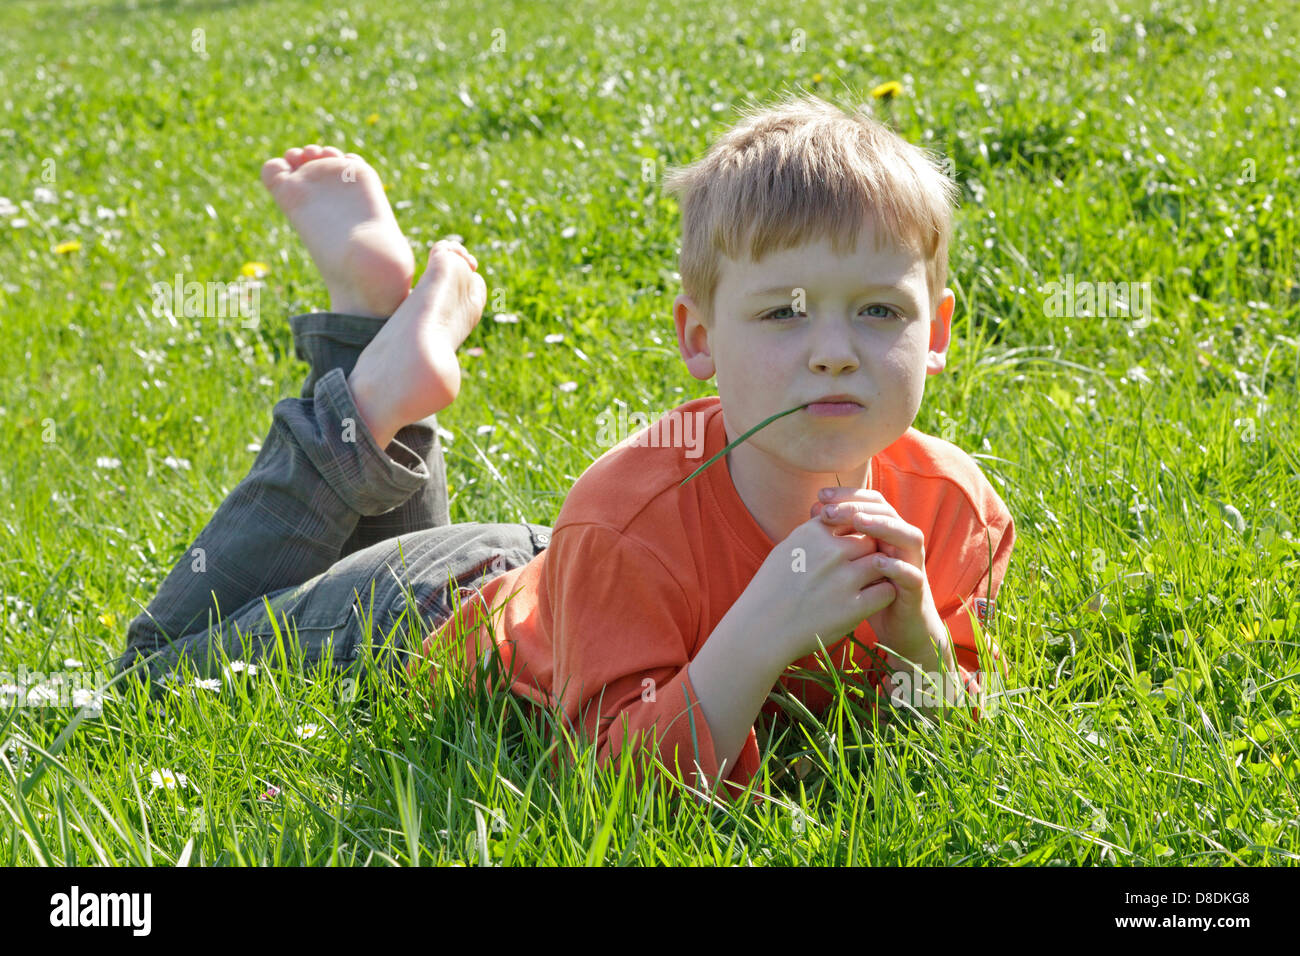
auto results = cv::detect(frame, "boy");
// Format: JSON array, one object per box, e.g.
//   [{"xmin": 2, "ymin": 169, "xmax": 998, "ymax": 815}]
[{"xmin": 117, "ymin": 94, "xmax": 1015, "ymax": 806}]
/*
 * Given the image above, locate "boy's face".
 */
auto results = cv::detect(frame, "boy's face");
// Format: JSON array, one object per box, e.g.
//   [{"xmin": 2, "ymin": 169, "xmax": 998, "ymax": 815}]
[{"xmin": 673, "ymin": 219, "xmax": 955, "ymax": 477}]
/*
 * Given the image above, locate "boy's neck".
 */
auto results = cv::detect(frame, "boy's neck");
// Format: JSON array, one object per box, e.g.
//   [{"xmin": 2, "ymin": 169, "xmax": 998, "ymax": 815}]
[{"xmin": 725, "ymin": 442, "xmax": 871, "ymax": 545}]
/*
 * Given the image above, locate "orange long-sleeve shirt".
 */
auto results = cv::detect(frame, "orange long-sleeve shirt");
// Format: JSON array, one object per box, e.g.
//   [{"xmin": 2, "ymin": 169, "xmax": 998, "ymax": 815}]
[{"xmin": 419, "ymin": 396, "xmax": 1015, "ymax": 804}]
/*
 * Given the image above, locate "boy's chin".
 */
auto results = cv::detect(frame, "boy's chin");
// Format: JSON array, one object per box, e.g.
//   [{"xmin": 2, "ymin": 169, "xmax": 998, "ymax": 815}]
[
  {"xmin": 785, "ymin": 448, "xmax": 875, "ymax": 477},
  {"xmin": 746, "ymin": 431, "xmax": 882, "ymax": 476}
]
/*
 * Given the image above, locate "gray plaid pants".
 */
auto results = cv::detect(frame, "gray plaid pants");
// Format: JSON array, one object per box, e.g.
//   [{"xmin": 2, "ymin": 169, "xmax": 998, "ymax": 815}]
[{"xmin": 114, "ymin": 312, "xmax": 551, "ymax": 691}]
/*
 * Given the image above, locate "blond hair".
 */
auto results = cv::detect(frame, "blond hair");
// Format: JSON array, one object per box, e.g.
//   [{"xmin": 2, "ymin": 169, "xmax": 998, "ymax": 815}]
[{"xmin": 663, "ymin": 92, "xmax": 959, "ymax": 326}]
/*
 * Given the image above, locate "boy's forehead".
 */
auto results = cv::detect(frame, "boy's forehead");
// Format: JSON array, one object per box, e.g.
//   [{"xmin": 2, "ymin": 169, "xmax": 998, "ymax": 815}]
[{"xmin": 719, "ymin": 228, "xmax": 928, "ymax": 294}]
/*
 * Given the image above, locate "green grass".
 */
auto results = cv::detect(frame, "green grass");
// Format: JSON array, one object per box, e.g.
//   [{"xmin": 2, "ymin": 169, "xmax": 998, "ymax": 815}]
[{"xmin": 1, "ymin": 0, "xmax": 1298, "ymax": 864}]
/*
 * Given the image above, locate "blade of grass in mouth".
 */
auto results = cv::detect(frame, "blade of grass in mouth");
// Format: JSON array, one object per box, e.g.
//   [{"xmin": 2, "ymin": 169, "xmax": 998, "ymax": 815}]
[{"xmin": 678, "ymin": 402, "xmax": 819, "ymax": 487}]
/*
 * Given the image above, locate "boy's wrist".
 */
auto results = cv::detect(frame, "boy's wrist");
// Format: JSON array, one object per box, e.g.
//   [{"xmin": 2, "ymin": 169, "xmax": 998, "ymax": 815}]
[
  {"xmin": 881, "ymin": 628, "xmax": 970, "ymax": 710},
  {"xmin": 880, "ymin": 611, "xmax": 957, "ymax": 688}
]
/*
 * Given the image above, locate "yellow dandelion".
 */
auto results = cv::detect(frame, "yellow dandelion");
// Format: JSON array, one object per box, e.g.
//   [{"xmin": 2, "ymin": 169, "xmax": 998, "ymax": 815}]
[
  {"xmin": 812, "ymin": 73, "xmax": 823, "ymax": 84},
  {"xmin": 97, "ymin": 611, "xmax": 117, "ymax": 629},
  {"xmin": 871, "ymin": 81, "xmax": 903, "ymax": 100},
  {"xmin": 366, "ymin": 113, "xmax": 380, "ymax": 125},
  {"xmin": 54, "ymin": 239, "xmax": 81, "ymax": 255},
  {"xmin": 240, "ymin": 261, "xmax": 270, "ymax": 279}
]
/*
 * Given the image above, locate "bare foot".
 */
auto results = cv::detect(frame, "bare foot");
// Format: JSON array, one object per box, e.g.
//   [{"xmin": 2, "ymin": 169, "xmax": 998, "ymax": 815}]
[
  {"xmin": 346, "ymin": 241, "xmax": 487, "ymax": 448},
  {"xmin": 260, "ymin": 145, "xmax": 414, "ymax": 318}
]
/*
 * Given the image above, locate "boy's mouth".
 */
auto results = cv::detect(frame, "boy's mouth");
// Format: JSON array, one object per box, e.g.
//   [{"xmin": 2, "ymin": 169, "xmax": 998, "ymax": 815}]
[{"xmin": 803, "ymin": 395, "xmax": 864, "ymax": 417}]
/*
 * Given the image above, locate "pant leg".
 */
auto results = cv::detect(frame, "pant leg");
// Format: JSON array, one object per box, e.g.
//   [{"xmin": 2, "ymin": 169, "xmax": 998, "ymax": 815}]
[
  {"xmin": 115, "ymin": 362, "xmax": 429, "ymax": 680},
  {"xmin": 129, "ymin": 521, "xmax": 553, "ymax": 691},
  {"xmin": 290, "ymin": 312, "xmax": 452, "ymax": 553}
]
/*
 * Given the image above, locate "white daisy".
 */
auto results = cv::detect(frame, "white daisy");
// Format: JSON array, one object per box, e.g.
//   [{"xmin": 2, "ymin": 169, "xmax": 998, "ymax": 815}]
[
  {"xmin": 222, "ymin": 660, "xmax": 258, "ymax": 681},
  {"xmin": 95, "ymin": 457, "xmax": 122, "ymax": 469},
  {"xmin": 150, "ymin": 768, "xmax": 188, "ymax": 790},
  {"xmin": 26, "ymin": 684, "xmax": 59, "ymax": 704},
  {"xmin": 73, "ymin": 688, "xmax": 104, "ymax": 715},
  {"xmin": 294, "ymin": 723, "xmax": 321, "ymax": 739},
  {"xmin": 557, "ymin": 381, "xmax": 578, "ymax": 392},
  {"xmin": 193, "ymin": 677, "xmax": 221, "ymax": 691},
  {"xmin": 544, "ymin": 333, "xmax": 564, "ymax": 344}
]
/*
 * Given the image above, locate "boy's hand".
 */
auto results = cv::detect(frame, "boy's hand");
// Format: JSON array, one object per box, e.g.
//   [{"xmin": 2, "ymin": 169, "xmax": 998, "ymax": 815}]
[
  {"xmin": 741, "ymin": 508, "xmax": 894, "ymax": 670},
  {"xmin": 811, "ymin": 488, "xmax": 948, "ymax": 666}
]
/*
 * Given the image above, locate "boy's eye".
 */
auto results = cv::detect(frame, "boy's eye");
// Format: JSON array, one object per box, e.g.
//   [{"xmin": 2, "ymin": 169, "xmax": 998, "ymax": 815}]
[
  {"xmin": 760, "ymin": 304, "xmax": 905, "ymax": 321},
  {"xmin": 861, "ymin": 304, "xmax": 902, "ymax": 320}
]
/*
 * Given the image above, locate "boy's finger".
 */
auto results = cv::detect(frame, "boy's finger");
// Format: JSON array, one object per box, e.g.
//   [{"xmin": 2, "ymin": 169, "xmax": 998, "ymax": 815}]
[
  {"xmin": 862, "ymin": 554, "xmax": 925, "ymax": 597},
  {"xmin": 819, "ymin": 487, "xmax": 886, "ymax": 504},
  {"xmin": 851, "ymin": 512, "xmax": 924, "ymax": 568},
  {"xmin": 814, "ymin": 500, "xmax": 896, "ymax": 522}
]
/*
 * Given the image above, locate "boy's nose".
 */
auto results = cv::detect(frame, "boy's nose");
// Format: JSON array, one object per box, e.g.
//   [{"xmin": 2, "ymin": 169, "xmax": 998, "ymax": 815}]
[{"xmin": 809, "ymin": 347, "xmax": 859, "ymax": 374}]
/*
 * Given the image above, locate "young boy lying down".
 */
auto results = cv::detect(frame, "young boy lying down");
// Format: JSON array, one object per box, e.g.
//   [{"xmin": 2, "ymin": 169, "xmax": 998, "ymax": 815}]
[{"xmin": 117, "ymin": 93, "xmax": 1015, "ymax": 805}]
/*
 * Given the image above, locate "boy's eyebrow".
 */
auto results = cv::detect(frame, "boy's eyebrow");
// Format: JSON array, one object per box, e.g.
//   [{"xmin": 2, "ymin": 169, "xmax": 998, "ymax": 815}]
[
  {"xmin": 745, "ymin": 283, "xmax": 920, "ymax": 301},
  {"xmin": 743, "ymin": 282, "xmax": 925, "ymax": 308}
]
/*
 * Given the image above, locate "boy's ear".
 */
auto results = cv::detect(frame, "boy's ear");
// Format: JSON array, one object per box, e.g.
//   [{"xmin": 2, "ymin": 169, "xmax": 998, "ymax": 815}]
[
  {"xmin": 926, "ymin": 288, "xmax": 956, "ymax": 375},
  {"xmin": 674, "ymin": 293, "xmax": 716, "ymax": 381}
]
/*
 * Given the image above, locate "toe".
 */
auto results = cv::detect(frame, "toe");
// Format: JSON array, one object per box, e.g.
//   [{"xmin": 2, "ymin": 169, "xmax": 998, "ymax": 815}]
[
  {"xmin": 302, "ymin": 144, "xmax": 324, "ymax": 161},
  {"xmin": 284, "ymin": 147, "xmax": 305, "ymax": 167},
  {"xmin": 260, "ymin": 157, "xmax": 292, "ymax": 190},
  {"xmin": 427, "ymin": 241, "xmax": 475, "ymax": 276},
  {"xmin": 320, "ymin": 146, "xmax": 344, "ymax": 158},
  {"xmin": 437, "ymin": 239, "xmax": 478, "ymax": 271}
]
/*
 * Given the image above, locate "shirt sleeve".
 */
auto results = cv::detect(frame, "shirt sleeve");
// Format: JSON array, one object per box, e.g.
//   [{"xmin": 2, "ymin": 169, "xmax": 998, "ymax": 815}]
[
  {"xmin": 543, "ymin": 522, "xmax": 762, "ymax": 803},
  {"xmin": 933, "ymin": 487, "xmax": 1016, "ymax": 714}
]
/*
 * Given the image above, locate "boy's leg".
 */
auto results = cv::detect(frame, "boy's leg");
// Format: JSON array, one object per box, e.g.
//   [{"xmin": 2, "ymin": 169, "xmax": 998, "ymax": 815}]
[
  {"xmin": 118, "ymin": 145, "xmax": 487, "ymax": 682},
  {"xmin": 115, "ymin": 360, "xmax": 426, "ymax": 680},
  {"xmin": 261, "ymin": 143, "xmax": 458, "ymax": 552},
  {"xmin": 132, "ymin": 519, "xmax": 553, "ymax": 688},
  {"xmin": 292, "ymin": 311, "xmax": 452, "ymax": 554}
]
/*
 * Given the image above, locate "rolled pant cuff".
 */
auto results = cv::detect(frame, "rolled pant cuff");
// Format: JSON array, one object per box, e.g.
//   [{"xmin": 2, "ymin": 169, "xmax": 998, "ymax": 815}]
[
  {"xmin": 282, "ymin": 365, "xmax": 428, "ymax": 516},
  {"xmin": 290, "ymin": 312, "xmax": 390, "ymax": 397}
]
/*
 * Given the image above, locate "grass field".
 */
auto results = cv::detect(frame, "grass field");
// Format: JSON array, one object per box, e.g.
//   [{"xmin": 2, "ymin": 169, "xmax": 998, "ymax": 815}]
[{"xmin": 1, "ymin": 0, "xmax": 1298, "ymax": 865}]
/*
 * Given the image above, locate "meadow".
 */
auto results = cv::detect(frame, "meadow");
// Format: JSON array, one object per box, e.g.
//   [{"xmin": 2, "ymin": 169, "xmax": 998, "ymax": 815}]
[{"xmin": 0, "ymin": 0, "xmax": 1297, "ymax": 865}]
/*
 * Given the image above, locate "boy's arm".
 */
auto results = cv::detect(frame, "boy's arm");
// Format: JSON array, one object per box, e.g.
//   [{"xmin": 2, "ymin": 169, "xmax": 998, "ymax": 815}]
[
  {"xmin": 882, "ymin": 496, "xmax": 1016, "ymax": 717},
  {"xmin": 687, "ymin": 590, "xmax": 789, "ymax": 782},
  {"xmin": 547, "ymin": 523, "xmax": 768, "ymax": 798}
]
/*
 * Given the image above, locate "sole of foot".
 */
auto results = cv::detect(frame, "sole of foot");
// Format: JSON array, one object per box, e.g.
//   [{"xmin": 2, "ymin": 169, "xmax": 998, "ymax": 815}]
[
  {"xmin": 260, "ymin": 144, "xmax": 415, "ymax": 318},
  {"xmin": 346, "ymin": 241, "xmax": 488, "ymax": 448}
]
